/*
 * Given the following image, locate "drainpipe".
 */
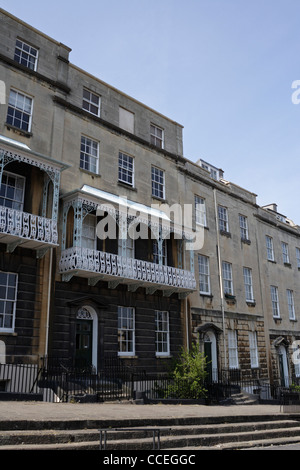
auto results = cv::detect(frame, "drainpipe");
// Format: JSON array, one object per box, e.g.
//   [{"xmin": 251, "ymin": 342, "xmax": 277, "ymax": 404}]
[{"xmin": 213, "ymin": 189, "xmax": 227, "ymax": 369}]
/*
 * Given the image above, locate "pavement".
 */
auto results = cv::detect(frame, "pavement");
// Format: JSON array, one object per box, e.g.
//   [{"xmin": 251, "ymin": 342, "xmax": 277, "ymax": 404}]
[{"xmin": 0, "ymin": 401, "xmax": 288, "ymax": 424}]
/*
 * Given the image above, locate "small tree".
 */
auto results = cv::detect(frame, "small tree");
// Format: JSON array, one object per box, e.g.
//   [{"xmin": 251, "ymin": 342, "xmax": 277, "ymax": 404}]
[{"xmin": 164, "ymin": 342, "xmax": 208, "ymax": 399}]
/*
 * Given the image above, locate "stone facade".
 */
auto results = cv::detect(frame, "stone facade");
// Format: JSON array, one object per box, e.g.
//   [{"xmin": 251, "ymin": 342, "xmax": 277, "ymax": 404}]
[{"xmin": 0, "ymin": 8, "xmax": 299, "ymax": 387}]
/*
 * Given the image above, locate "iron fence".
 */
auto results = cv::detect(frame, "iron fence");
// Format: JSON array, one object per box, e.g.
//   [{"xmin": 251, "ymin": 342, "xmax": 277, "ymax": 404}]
[{"xmin": 1, "ymin": 360, "xmax": 300, "ymax": 406}]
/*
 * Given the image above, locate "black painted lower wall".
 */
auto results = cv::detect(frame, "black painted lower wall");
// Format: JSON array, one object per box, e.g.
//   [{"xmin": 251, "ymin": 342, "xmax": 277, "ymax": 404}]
[{"xmin": 50, "ymin": 276, "xmax": 184, "ymax": 374}]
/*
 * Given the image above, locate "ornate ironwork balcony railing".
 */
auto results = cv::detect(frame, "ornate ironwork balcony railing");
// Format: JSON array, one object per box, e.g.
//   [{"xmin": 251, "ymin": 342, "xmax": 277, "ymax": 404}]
[
  {"xmin": 0, "ymin": 205, "xmax": 58, "ymax": 252},
  {"xmin": 59, "ymin": 246, "xmax": 196, "ymax": 293}
]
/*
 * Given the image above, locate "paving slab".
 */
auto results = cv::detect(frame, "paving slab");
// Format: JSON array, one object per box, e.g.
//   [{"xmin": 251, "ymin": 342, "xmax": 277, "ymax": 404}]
[{"xmin": 0, "ymin": 401, "xmax": 287, "ymax": 424}]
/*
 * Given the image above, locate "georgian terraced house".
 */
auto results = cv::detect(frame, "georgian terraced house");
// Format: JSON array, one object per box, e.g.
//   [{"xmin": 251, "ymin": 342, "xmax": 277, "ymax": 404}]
[{"xmin": 0, "ymin": 8, "xmax": 299, "ymax": 400}]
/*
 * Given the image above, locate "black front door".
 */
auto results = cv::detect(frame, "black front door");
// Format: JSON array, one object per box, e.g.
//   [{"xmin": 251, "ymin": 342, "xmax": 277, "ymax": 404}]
[{"xmin": 75, "ymin": 319, "xmax": 93, "ymax": 367}]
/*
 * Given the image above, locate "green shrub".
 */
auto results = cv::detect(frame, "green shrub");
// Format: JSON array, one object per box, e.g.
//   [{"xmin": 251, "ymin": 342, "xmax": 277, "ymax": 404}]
[{"xmin": 164, "ymin": 342, "xmax": 208, "ymax": 399}]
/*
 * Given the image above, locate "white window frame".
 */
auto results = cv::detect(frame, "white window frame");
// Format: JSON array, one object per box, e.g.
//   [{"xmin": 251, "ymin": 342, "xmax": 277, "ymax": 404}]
[
  {"xmin": 271, "ymin": 285, "xmax": 280, "ymax": 318},
  {"xmin": 228, "ymin": 330, "xmax": 239, "ymax": 369},
  {"xmin": 80, "ymin": 135, "xmax": 99, "ymax": 173},
  {"xmin": 222, "ymin": 261, "xmax": 233, "ymax": 295},
  {"xmin": 195, "ymin": 195, "xmax": 207, "ymax": 227},
  {"xmin": 7, "ymin": 89, "xmax": 33, "ymax": 132},
  {"xmin": 243, "ymin": 267, "xmax": 254, "ymax": 302},
  {"xmin": 118, "ymin": 306, "xmax": 135, "ymax": 356},
  {"xmin": 155, "ymin": 310, "xmax": 170, "ymax": 356},
  {"xmin": 266, "ymin": 235, "xmax": 274, "ymax": 261},
  {"xmin": 151, "ymin": 166, "xmax": 165, "ymax": 199},
  {"xmin": 153, "ymin": 239, "xmax": 167, "ymax": 265},
  {"xmin": 249, "ymin": 331, "xmax": 259, "ymax": 368},
  {"xmin": 0, "ymin": 271, "xmax": 18, "ymax": 333},
  {"xmin": 150, "ymin": 124, "xmax": 164, "ymax": 149},
  {"xmin": 218, "ymin": 205, "xmax": 229, "ymax": 232},
  {"xmin": 282, "ymin": 242, "xmax": 290, "ymax": 264},
  {"xmin": 239, "ymin": 214, "xmax": 249, "ymax": 240},
  {"xmin": 14, "ymin": 39, "xmax": 38, "ymax": 71},
  {"xmin": 118, "ymin": 236, "xmax": 135, "ymax": 259},
  {"xmin": 0, "ymin": 171, "xmax": 25, "ymax": 211},
  {"xmin": 198, "ymin": 255, "xmax": 210, "ymax": 295},
  {"xmin": 82, "ymin": 88, "xmax": 100, "ymax": 117},
  {"xmin": 118, "ymin": 152, "xmax": 134, "ymax": 187},
  {"xmin": 287, "ymin": 289, "xmax": 295, "ymax": 320},
  {"xmin": 82, "ymin": 214, "xmax": 96, "ymax": 250}
]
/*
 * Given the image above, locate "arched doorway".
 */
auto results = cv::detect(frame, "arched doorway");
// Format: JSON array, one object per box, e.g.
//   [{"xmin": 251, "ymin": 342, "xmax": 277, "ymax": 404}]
[
  {"xmin": 204, "ymin": 331, "xmax": 218, "ymax": 382},
  {"xmin": 75, "ymin": 306, "xmax": 98, "ymax": 370},
  {"xmin": 197, "ymin": 323, "xmax": 222, "ymax": 383}
]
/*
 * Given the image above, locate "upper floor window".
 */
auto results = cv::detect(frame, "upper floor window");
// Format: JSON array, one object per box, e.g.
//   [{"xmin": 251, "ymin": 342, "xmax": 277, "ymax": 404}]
[
  {"xmin": 218, "ymin": 205, "xmax": 229, "ymax": 232},
  {"xmin": 243, "ymin": 267, "xmax": 254, "ymax": 302},
  {"xmin": 270, "ymin": 285, "xmax": 280, "ymax": 318},
  {"xmin": 0, "ymin": 171, "xmax": 25, "ymax": 211},
  {"xmin": 82, "ymin": 88, "xmax": 100, "ymax": 117},
  {"xmin": 198, "ymin": 255, "xmax": 210, "ymax": 294},
  {"xmin": 151, "ymin": 166, "xmax": 165, "ymax": 199},
  {"xmin": 80, "ymin": 136, "xmax": 99, "ymax": 173},
  {"xmin": 287, "ymin": 289, "xmax": 295, "ymax": 320},
  {"xmin": 155, "ymin": 310, "xmax": 170, "ymax": 356},
  {"xmin": 195, "ymin": 195, "xmax": 207, "ymax": 226},
  {"xmin": 0, "ymin": 271, "xmax": 18, "ymax": 333},
  {"xmin": 239, "ymin": 215, "xmax": 249, "ymax": 240},
  {"xmin": 118, "ymin": 152, "xmax": 134, "ymax": 187},
  {"xmin": 266, "ymin": 235, "xmax": 274, "ymax": 261},
  {"xmin": 222, "ymin": 261, "xmax": 233, "ymax": 295},
  {"xmin": 281, "ymin": 242, "xmax": 290, "ymax": 264},
  {"xmin": 153, "ymin": 239, "xmax": 167, "ymax": 265},
  {"xmin": 6, "ymin": 89, "xmax": 33, "ymax": 132},
  {"xmin": 14, "ymin": 39, "xmax": 38, "ymax": 71},
  {"xmin": 118, "ymin": 236, "xmax": 134, "ymax": 259},
  {"xmin": 150, "ymin": 124, "xmax": 164, "ymax": 149},
  {"xmin": 82, "ymin": 214, "xmax": 96, "ymax": 250}
]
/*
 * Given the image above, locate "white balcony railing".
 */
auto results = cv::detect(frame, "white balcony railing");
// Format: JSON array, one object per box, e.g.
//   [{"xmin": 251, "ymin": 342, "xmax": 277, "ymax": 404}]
[
  {"xmin": 0, "ymin": 205, "xmax": 58, "ymax": 249},
  {"xmin": 59, "ymin": 247, "xmax": 196, "ymax": 292}
]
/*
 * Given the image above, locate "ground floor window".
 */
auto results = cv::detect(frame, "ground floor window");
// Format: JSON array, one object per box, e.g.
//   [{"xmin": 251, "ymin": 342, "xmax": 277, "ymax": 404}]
[
  {"xmin": 118, "ymin": 306, "xmax": 135, "ymax": 356},
  {"xmin": 155, "ymin": 310, "xmax": 170, "ymax": 356},
  {"xmin": 0, "ymin": 271, "xmax": 18, "ymax": 333}
]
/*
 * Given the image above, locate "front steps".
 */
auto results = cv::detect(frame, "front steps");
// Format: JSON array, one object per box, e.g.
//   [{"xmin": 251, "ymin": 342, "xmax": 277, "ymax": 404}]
[{"xmin": 1, "ymin": 414, "xmax": 300, "ymax": 450}]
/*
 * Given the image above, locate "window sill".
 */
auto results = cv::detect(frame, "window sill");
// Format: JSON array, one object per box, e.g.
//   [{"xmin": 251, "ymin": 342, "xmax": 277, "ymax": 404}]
[
  {"xmin": 267, "ymin": 259, "xmax": 276, "ymax": 264},
  {"xmin": 241, "ymin": 238, "xmax": 251, "ymax": 245},
  {"xmin": 200, "ymin": 293, "xmax": 213, "ymax": 299},
  {"xmin": 0, "ymin": 331, "xmax": 17, "ymax": 336},
  {"xmin": 118, "ymin": 354, "xmax": 138, "ymax": 359},
  {"xmin": 79, "ymin": 168, "xmax": 101, "ymax": 178},
  {"xmin": 284, "ymin": 262, "xmax": 292, "ymax": 268},
  {"xmin": 246, "ymin": 300, "xmax": 256, "ymax": 307},
  {"xmin": 152, "ymin": 195, "xmax": 167, "ymax": 204},
  {"xmin": 118, "ymin": 181, "xmax": 137, "ymax": 192},
  {"xmin": 5, "ymin": 122, "xmax": 32, "ymax": 138},
  {"xmin": 220, "ymin": 230, "xmax": 231, "ymax": 238}
]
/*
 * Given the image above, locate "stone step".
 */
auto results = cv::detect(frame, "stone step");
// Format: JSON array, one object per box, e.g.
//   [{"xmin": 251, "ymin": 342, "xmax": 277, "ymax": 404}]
[{"xmin": 1, "ymin": 419, "xmax": 300, "ymax": 450}]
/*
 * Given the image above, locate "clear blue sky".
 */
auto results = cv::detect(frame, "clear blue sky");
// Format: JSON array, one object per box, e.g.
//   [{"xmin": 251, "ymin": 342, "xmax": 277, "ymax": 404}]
[{"xmin": 2, "ymin": 0, "xmax": 300, "ymax": 223}]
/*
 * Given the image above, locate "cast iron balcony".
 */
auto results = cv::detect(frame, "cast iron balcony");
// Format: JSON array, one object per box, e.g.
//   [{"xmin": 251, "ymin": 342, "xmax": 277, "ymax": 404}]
[
  {"xmin": 0, "ymin": 205, "xmax": 58, "ymax": 254},
  {"xmin": 59, "ymin": 246, "xmax": 196, "ymax": 295}
]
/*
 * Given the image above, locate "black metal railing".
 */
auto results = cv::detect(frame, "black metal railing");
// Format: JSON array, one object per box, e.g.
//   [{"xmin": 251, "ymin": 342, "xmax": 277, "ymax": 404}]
[{"xmin": 1, "ymin": 360, "xmax": 300, "ymax": 406}]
